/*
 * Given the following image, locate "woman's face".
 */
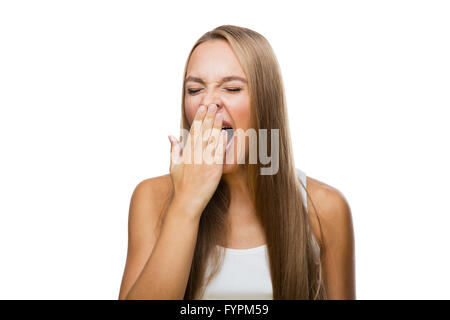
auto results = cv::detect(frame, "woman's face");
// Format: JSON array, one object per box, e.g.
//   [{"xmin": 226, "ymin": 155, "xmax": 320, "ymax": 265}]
[{"xmin": 184, "ymin": 39, "xmax": 251, "ymax": 172}]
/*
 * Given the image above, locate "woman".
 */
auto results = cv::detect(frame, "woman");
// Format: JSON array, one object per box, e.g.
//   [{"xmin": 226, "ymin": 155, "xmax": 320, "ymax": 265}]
[{"xmin": 118, "ymin": 25, "xmax": 355, "ymax": 300}]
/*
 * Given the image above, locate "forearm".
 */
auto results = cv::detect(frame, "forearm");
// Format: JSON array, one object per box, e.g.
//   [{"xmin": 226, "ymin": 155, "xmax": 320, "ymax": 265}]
[{"xmin": 125, "ymin": 198, "xmax": 201, "ymax": 300}]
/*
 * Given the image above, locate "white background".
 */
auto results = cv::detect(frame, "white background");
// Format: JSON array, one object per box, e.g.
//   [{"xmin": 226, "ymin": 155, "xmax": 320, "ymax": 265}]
[{"xmin": 0, "ymin": 0, "xmax": 449, "ymax": 299}]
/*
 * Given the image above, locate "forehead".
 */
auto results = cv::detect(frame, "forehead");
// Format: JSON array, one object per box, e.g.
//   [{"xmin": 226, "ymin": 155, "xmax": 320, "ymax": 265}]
[{"xmin": 186, "ymin": 40, "xmax": 246, "ymax": 80}]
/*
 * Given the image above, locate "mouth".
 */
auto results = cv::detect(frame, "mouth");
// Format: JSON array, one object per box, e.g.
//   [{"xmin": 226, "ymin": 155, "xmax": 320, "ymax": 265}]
[{"xmin": 221, "ymin": 125, "xmax": 235, "ymax": 146}]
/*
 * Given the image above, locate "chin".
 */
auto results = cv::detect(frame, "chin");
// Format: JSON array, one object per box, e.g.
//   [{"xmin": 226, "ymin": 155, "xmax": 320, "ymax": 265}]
[
  {"xmin": 221, "ymin": 151, "xmax": 247, "ymax": 175},
  {"xmin": 220, "ymin": 133, "xmax": 248, "ymax": 175},
  {"xmin": 222, "ymin": 162, "xmax": 238, "ymax": 174}
]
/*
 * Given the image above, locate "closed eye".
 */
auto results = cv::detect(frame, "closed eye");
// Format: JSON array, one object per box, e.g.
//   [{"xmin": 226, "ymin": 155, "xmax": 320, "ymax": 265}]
[
  {"xmin": 187, "ymin": 89, "xmax": 201, "ymax": 95},
  {"xmin": 187, "ymin": 88, "xmax": 242, "ymax": 95},
  {"xmin": 226, "ymin": 88, "xmax": 241, "ymax": 92}
]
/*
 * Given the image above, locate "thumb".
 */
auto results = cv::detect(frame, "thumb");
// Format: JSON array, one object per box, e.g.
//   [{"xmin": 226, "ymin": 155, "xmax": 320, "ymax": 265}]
[{"xmin": 168, "ymin": 135, "xmax": 181, "ymax": 165}]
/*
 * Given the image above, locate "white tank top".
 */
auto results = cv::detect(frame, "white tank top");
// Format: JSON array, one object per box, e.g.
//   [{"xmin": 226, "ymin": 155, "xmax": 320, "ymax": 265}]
[{"xmin": 200, "ymin": 168, "xmax": 320, "ymax": 300}]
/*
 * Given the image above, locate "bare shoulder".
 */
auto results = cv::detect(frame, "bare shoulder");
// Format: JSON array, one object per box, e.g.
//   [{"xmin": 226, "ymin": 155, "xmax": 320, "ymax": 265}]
[
  {"xmin": 131, "ymin": 173, "xmax": 173, "ymax": 225},
  {"xmin": 118, "ymin": 173, "xmax": 173, "ymax": 299},
  {"xmin": 305, "ymin": 175, "xmax": 354, "ymax": 250},
  {"xmin": 305, "ymin": 175, "xmax": 356, "ymax": 299},
  {"xmin": 134, "ymin": 173, "xmax": 172, "ymax": 196}
]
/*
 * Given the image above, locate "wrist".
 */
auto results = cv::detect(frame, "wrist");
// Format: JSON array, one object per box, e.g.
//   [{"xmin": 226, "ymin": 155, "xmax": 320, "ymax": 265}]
[{"xmin": 169, "ymin": 194, "xmax": 205, "ymax": 223}]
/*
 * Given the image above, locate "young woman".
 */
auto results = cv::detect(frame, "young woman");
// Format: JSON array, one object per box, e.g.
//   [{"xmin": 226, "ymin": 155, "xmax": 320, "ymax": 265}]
[{"xmin": 118, "ymin": 25, "xmax": 355, "ymax": 300}]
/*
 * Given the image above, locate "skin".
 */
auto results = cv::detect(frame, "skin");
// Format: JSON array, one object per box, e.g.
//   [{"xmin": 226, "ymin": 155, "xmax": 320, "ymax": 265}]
[{"xmin": 118, "ymin": 39, "xmax": 356, "ymax": 300}]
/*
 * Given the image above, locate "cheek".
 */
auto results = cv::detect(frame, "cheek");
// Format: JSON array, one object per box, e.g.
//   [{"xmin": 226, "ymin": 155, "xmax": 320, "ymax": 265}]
[
  {"xmin": 232, "ymin": 102, "xmax": 251, "ymax": 129},
  {"xmin": 184, "ymin": 103, "xmax": 197, "ymax": 126}
]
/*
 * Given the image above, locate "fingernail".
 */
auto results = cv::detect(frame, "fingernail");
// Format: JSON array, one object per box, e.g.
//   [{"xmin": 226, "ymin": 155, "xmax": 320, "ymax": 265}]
[
  {"xmin": 208, "ymin": 104, "xmax": 217, "ymax": 113},
  {"xmin": 198, "ymin": 105, "xmax": 206, "ymax": 113}
]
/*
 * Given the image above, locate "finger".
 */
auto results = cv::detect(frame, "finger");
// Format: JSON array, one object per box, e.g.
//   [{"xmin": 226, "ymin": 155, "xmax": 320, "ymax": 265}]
[
  {"xmin": 168, "ymin": 135, "xmax": 176, "ymax": 165},
  {"xmin": 182, "ymin": 105, "xmax": 206, "ymax": 164},
  {"xmin": 189, "ymin": 105, "xmax": 207, "ymax": 152},
  {"xmin": 168, "ymin": 135, "xmax": 181, "ymax": 165},
  {"xmin": 204, "ymin": 114, "xmax": 222, "ymax": 165},
  {"xmin": 199, "ymin": 104, "xmax": 218, "ymax": 150},
  {"xmin": 214, "ymin": 129, "xmax": 227, "ymax": 164},
  {"xmin": 207, "ymin": 113, "xmax": 222, "ymax": 151}
]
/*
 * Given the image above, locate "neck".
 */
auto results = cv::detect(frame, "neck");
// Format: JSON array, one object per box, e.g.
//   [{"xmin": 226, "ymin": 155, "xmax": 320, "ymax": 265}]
[
  {"xmin": 222, "ymin": 166, "xmax": 249, "ymax": 198},
  {"xmin": 222, "ymin": 166, "xmax": 257, "ymax": 221}
]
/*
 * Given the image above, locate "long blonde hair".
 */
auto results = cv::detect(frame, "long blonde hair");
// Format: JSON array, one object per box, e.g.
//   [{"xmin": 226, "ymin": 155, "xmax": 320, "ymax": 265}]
[{"xmin": 178, "ymin": 25, "xmax": 327, "ymax": 299}]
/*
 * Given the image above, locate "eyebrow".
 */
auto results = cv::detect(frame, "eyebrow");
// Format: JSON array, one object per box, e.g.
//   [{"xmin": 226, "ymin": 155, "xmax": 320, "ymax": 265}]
[{"xmin": 184, "ymin": 75, "xmax": 248, "ymax": 85}]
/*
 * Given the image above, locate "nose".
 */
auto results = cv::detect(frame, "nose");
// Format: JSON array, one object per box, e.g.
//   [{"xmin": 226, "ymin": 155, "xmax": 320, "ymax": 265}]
[
  {"xmin": 201, "ymin": 102, "xmax": 222, "ymax": 112},
  {"xmin": 201, "ymin": 89, "xmax": 223, "ymax": 110}
]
